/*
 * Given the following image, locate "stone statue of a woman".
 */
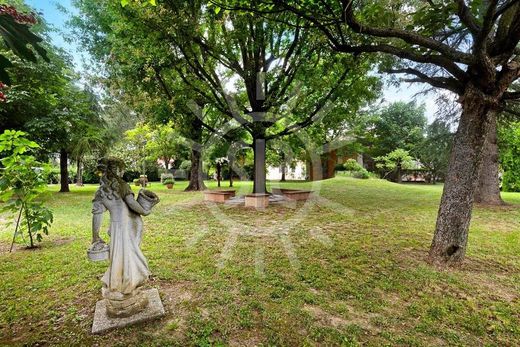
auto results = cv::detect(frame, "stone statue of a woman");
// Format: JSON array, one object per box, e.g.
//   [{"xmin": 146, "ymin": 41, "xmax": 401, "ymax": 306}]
[{"xmin": 88, "ymin": 157, "xmax": 162, "ymax": 330}]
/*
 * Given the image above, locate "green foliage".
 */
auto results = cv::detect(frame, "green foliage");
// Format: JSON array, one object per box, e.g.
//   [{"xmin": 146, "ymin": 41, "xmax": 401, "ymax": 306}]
[
  {"xmin": 161, "ymin": 172, "xmax": 174, "ymax": 181},
  {"xmin": 145, "ymin": 122, "xmax": 187, "ymax": 169},
  {"xmin": 416, "ymin": 120, "xmax": 453, "ymax": 183},
  {"xmin": 121, "ymin": 0, "xmax": 156, "ymax": 7},
  {"xmin": 179, "ymin": 160, "xmax": 192, "ymax": 171},
  {"xmin": 162, "ymin": 177, "xmax": 174, "ymax": 185},
  {"xmin": 0, "ymin": 130, "xmax": 53, "ymax": 247},
  {"xmin": 343, "ymin": 159, "xmax": 363, "ymax": 172},
  {"xmin": 499, "ymin": 121, "xmax": 520, "ymax": 192},
  {"xmin": 365, "ymin": 101, "xmax": 427, "ymax": 158},
  {"xmin": 376, "ymin": 148, "xmax": 415, "ymax": 181},
  {"xmin": 352, "ymin": 168, "xmax": 370, "ymax": 179},
  {"xmin": 0, "ymin": 4, "xmax": 49, "ymax": 84},
  {"xmin": 73, "ymin": 0, "xmax": 381, "ymax": 187}
]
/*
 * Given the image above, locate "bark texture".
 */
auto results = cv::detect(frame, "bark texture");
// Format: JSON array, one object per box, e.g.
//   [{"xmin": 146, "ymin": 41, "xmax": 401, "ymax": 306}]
[
  {"xmin": 474, "ymin": 115, "xmax": 504, "ymax": 205},
  {"xmin": 216, "ymin": 163, "xmax": 222, "ymax": 188},
  {"xmin": 185, "ymin": 116, "xmax": 206, "ymax": 192},
  {"xmin": 428, "ymin": 85, "xmax": 495, "ymax": 266},
  {"xmin": 59, "ymin": 148, "xmax": 70, "ymax": 193},
  {"xmin": 253, "ymin": 138, "xmax": 267, "ymax": 194}
]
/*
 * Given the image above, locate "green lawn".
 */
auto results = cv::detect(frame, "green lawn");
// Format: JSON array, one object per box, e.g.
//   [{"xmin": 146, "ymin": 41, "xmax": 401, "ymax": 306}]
[{"xmin": 1, "ymin": 177, "xmax": 520, "ymax": 346}]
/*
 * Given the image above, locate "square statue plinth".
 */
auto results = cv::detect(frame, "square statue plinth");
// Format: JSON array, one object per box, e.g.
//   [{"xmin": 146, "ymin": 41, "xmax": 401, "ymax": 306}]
[
  {"xmin": 245, "ymin": 193, "xmax": 269, "ymax": 208},
  {"xmin": 92, "ymin": 288, "xmax": 165, "ymax": 334}
]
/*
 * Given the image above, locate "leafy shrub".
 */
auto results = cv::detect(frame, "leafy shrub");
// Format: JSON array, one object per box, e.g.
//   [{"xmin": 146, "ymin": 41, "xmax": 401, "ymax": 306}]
[
  {"xmin": 499, "ymin": 122, "xmax": 520, "ymax": 192},
  {"xmin": 161, "ymin": 173, "xmax": 174, "ymax": 182},
  {"xmin": 162, "ymin": 178, "xmax": 174, "ymax": 185},
  {"xmin": 81, "ymin": 158, "xmax": 102, "ymax": 184},
  {"xmin": 123, "ymin": 169, "xmax": 140, "ymax": 183},
  {"xmin": 144, "ymin": 160, "xmax": 160, "ymax": 181},
  {"xmin": 0, "ymin": 130, "xmax": 53, "ymax": 248},
  {"xmin": 179, "ymin": 160, "xmax": 191, "ymax": 171},
  {"xmin": 343, "ymin": 159, "xmax": 363, "ymax": 172},
  {"xmin": 352, "ymin": 168, "xmax": 370, "ymax": 179},
  {"xmin": 334, "ymin": 163, "xmax": 346, "ymax": 171},
  {"xmin": 502, "ymin": 172, "xmax": 519, "ymax": 192},
  {"xmin": 46, "ymin": 168, "xmax": 60, "ymax": 184}
]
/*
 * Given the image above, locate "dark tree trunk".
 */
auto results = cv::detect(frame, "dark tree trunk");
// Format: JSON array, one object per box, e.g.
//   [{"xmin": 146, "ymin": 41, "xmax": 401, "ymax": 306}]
[
  {"xmin": 396, "ymin": 163, "xmax": 402, "ymax": 184},
  {"xmin": 59, "ymin": 148, "xmax": 70, "ymax": 193},
  {"xmin": 75, "ymin": 159, "xmax": 83, "ymax": 186},
  {"xmin": 229, "ymin": 158, "xmax": 234, "ymax": 187},
  {"xmin": 216, "ymin": 163, "xmax": 222, "ymax": 188},
  {"xmin": 307, "ymin": 152, "xmax": 323, "ymax": 181},
  {"xmin": 325, "ymin": 149, "xmax": 337, "ymax": 179},
  {"xmin": 185, "ymin": 148, "xmax": 206, "ymax": 191},
  {"xmin": 474, "ymin": 115, "xmax": 504, "ymax": 205},
  {"xmin": 428, "ymin": 86, "xmax": 495, "ymax": 266},
  {"xmin": 253, "ymin": 138, "xmax": 267, "ymax": 193},
  {"xmin": 185, "ymin": 115, "xmax": 206, "ymax": 191}
]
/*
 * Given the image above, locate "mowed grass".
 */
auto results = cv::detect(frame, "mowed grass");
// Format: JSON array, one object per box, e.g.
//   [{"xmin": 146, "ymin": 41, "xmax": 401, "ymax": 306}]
[{"xmin": 1, "ymin": 177, "xmax": 520, "ymax": 346}]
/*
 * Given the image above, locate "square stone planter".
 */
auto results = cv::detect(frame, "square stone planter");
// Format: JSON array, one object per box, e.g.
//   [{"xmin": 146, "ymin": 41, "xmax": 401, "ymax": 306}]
[{"xmin": 245, "ymin": 193, "xmax": 269, "ymax": 208}]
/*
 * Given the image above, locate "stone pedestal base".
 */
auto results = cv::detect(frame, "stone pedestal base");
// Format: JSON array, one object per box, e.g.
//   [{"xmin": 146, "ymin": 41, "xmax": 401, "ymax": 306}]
[{"xmin": 92, "ymin": 288, "xmax": 165, "ymax": 334}]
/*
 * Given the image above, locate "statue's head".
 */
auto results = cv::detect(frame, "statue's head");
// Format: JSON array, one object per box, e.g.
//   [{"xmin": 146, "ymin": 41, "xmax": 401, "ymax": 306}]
[{"xmin": 97, "ymin": 157, "xmax": 125, "ymax": 179}]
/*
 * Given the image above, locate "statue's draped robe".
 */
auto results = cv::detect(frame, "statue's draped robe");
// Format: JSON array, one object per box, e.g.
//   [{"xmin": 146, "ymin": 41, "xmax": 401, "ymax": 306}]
[{"xmin": 92, "ymin": 188, "xmax": 150, "ymax": 295}]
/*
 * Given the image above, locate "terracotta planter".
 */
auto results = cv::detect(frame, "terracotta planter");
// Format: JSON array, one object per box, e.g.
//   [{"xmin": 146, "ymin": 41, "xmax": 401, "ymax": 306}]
[{"xmin": 166, "ymin": 184, "xmax": 173, "ymax": 189}]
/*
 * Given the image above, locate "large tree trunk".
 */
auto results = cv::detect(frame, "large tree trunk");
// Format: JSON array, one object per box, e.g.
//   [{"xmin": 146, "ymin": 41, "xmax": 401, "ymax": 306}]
[
  {"xmin": 396, "ymin": 163, "xmax": 402, "ymax": 183},
  {"xmin": 59, "ymin": 148, "xmax": 70, "ymax": 193},
  {"xmin": 216, "ymin": 163, "xmax": 222, "ymax": 188},
  {"xmin": 253, "ymin": 138, "xmax": 267, "ymax": 193},
  {"xmin": 474, "ymin": 115, "xmax": 504, "ymax": 205},
  {"xmin": 75, "ymin": 159, "xmax": 83, "ymax": 186},
  {"xmin": 428, "ymin": 86, "xmax": 495, "ymax": 266},
  {"xmin": 307, "ymin": 152, "xmax": 323, "ymax": 181},
  {"xmin": 185, "ymin": 116, "xmax": 206, "ymax": 191},
  {"xmin": 185, "ymin": 148, "xmax": 206, "ymax": 191}
]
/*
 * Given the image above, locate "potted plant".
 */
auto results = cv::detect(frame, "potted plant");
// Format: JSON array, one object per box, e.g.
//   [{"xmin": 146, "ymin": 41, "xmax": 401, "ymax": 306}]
[
  {"xmin": 139, "ymin": 174, "xmax": 148, "ymax": 187},
  {"xmin": 162, "ymin": 177, "xmax": 174, "ymax": 189},
  {"xmin": 133, "ymin": 178, "xmax": 141, "ymax": 187}
]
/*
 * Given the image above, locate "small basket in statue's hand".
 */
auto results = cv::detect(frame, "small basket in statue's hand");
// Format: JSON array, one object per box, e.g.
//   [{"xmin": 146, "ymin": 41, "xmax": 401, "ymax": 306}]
[{"xmin": 137, "ymin": 189, "xmax": 160, "ymax": 210}]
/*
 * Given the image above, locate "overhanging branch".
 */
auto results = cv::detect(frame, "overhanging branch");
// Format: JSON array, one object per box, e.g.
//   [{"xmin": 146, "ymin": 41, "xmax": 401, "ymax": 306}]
[{"xmin": 386, "ymin": 68, "xmax": 463, "ymax": 94}]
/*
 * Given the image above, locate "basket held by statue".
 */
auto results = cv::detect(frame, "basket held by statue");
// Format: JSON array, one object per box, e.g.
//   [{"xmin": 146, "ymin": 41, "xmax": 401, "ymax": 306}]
[{"xmin": 137, "ymin": 189, "xmax": 160, "ymax": 210}]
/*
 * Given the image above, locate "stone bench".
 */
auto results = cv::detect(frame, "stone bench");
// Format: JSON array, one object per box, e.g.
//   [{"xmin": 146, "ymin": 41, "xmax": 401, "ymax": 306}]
[
  {"xmin": 272, "ymin": 188, "xmax": 313, "ymax": 201},
  {"xmin": 245, "ymin": 193, "xmax": 269, "ymax": 208},
  {"xmin": 203, "ymin": 190, "xmax": 236, "ymax": 203}
]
